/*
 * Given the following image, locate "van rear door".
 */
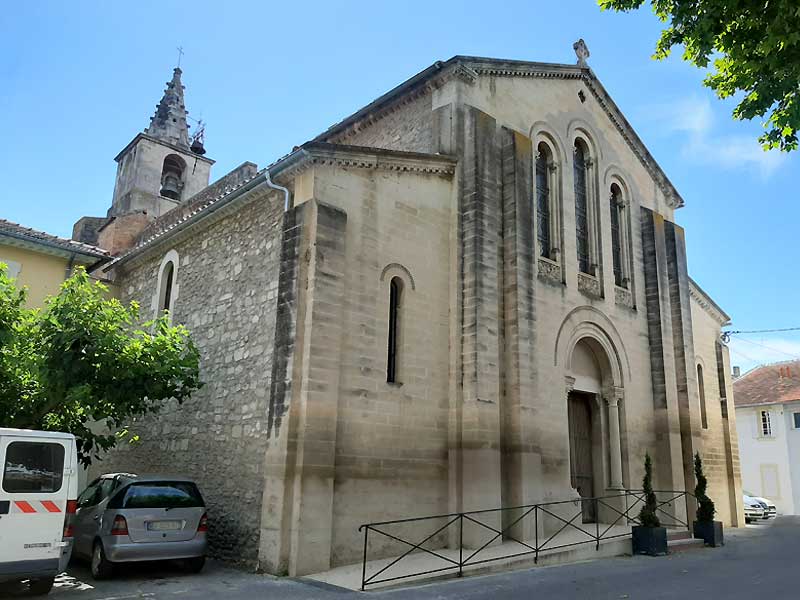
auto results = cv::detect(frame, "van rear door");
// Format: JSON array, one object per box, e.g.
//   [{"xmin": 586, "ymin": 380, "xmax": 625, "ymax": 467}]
[{"xmin": 0, "ymin": 433, "xmax": 72, "ymax": 574}]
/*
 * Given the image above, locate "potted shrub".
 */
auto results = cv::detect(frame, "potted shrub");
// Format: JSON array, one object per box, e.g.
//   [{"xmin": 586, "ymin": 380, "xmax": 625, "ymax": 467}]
[
  {"xmin": 692, "ymin": 453, "xmax": 724, "ymax": 546},
  {"xmin": 632, "ymin": 453, "xmax": 668, "ymax": 555}
]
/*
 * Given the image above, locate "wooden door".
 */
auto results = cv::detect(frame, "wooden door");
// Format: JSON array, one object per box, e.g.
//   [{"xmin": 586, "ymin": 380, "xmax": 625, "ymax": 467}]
[{"xmin": 568, "ymin": 392, "xmax": 596, "ymax": 523}]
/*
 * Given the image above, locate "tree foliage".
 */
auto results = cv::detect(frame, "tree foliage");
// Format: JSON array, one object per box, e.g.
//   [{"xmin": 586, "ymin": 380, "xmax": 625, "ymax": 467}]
[
  {"xmin": 639, "ymin": 452, "xmax": 661, "ymax": 527},
  {"xmin": 0, "ymin": 264, "xmax": 201, "ymax": 466},
  {"xmin": 694, "ymin": 452, "xmax": 716, "ymax": 522},
  {"xmin": 599, "ymin": 0, "xmax": 800, "ymax": 152}
]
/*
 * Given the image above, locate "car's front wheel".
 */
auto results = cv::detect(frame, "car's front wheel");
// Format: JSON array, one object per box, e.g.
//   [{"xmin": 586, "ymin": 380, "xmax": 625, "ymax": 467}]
[
  {"xmin": 91, "ymin": 542, "xmax": 114, "ymax": 580},
  {"xmin": 28, "ymin": 576, "xmax": 55, "ymax": 595}
]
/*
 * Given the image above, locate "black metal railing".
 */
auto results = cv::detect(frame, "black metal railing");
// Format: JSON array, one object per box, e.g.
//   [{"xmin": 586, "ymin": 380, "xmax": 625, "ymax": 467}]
[{"xmin": 358, "ymin": 490, "xmax": 694, "ymax": 590}]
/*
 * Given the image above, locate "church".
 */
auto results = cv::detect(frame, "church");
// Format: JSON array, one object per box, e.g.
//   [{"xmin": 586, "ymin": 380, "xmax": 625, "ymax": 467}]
[{"xmin": 77, "ymin": 46, "xmax": 744, "ymax": 575}]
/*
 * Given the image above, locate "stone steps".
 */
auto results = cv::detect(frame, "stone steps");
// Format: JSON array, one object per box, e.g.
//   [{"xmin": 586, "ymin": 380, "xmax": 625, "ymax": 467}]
[{"xmin": 667, "ymin": 537, "xmax": 705, "ymax": 553}]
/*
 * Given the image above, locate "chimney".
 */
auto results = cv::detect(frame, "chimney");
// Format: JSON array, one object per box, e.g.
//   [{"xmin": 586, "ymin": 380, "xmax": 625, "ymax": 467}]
[{"xmin": 733, "ymin": 366, "xmax": 741, "ymax": 379}]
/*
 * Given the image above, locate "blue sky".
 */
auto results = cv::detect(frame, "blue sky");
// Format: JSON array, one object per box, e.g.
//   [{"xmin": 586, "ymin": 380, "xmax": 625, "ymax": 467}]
[{"xmin": 1, "ymin": 0, "xmax": 797, "ymax": 371}]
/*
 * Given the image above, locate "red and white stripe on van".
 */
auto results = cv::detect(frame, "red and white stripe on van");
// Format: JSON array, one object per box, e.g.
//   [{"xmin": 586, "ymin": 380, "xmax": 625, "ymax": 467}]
[{"xmin": 11, "ymin": 500, "xmax": 65, "ymax": 514}]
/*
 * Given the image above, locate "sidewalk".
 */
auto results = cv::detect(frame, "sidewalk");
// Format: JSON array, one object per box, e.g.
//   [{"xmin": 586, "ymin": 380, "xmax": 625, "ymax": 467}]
[{"xmin": 308, "ymin": 522, "xmax": 636, "ymax": 590}]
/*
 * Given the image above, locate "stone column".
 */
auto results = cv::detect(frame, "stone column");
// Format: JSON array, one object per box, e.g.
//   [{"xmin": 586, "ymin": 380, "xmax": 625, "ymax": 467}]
[
  {"xmin": 607, "ymin": 387, "xmax": 625, "ymax": 490},
  {"xmin": 585, "ymin": 157, "xmax": 600, "ymax": 277},
  {"xmin": 547, "ymin": 161, "xmax": 561, "ymax": 261}
]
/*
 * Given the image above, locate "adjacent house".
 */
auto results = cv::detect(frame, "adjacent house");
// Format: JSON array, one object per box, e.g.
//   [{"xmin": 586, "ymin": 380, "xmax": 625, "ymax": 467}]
[
  {"xmin": 81, "ymin": 50, "xmax": 743, "ymax": 575},
  {"xmin": 734, "ymin": 360, "xmax": 800, "ymax": 515},
  {"xmin": 0, "ymin": 219, "xmax": 109, "ymax": 307}
]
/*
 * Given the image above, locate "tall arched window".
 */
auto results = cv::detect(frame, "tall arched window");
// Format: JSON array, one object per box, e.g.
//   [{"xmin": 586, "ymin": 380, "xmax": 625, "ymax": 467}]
[
  {"xmin": 160, "ymin": 261, "xmax": 175, "ymax": 312},
  {"xmin": 160, "ymin": 155, "xmax": 186, "ymax": 201},
  {"xmin": 536, "ymin": 143, "xmax": 552, "ymax": 259},
  {"xmin": 387, "ymin": 277, "xmax": 403, "ymax": 383},
  {"xmin": 697, "ymin": 364, "xmax": 708, "ymax": 429},
  {"xmin": 156, "ymin": 250, "xmax": 179, "ymax": 317},
  {"xmin": 573, "ymin": 141, "xmax": 592, "ymax": 275},
  {"xmin": 610, "ymin": 183, "xmax": 624, "ymax": 287}
]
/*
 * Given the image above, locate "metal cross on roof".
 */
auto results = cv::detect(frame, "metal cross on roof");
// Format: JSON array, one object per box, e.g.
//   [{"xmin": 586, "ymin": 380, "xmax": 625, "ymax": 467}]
[{"xmin": 176, "ymin": 46, "xmax": 184, "ymax": 68}]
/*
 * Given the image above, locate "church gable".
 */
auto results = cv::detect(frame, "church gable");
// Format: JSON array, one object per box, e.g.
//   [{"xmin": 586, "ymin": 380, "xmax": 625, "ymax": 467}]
[{"xmin": 313, "ymin": 56, "xmax": 683, "ymax": 212}]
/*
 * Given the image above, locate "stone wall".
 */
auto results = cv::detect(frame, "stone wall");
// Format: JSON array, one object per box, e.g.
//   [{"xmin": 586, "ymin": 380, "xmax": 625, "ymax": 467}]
[
  {"xmin": 111, "ymin": 136, "xmax": 212, "ymax": 217},
  {"xmin": 136, "ymin": 162, "xmax": 259, "ymax": 245},
  {"xmin": 72, "ymin": 216, "xmax": 107, "ymax": 246},
  {"xmin": 93, "ymin": 187, "xmax": 285, "ymax": 564},
  {"xmin": 690, "ymin": 286, "xmax": 745, "ymax": 526},
  {"xmin": 326, "ymin": 91, "xmax": 434, "ymax": 153}
]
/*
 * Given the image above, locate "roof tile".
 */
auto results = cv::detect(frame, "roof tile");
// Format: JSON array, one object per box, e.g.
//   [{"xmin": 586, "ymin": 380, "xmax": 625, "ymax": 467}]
[{"xmin": 733, "ymin": 359, "xmax": 800, "ymax": 407}]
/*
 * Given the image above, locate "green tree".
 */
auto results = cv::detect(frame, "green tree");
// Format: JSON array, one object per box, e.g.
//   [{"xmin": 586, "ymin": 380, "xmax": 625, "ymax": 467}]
[
  {"xmin": 639, "ymin": 453, "xmax": 661, "ymax": 527},
  {"xmin": 599, "ymin": 0, "xmax": 800, "ymax": 152},
  {"xmin": 0, "ymin": 264, "xmax": 201, "ymax": 466},
  {"xmin": 694, "ymin": 452, "xmax": 716, "ymax": 522}
]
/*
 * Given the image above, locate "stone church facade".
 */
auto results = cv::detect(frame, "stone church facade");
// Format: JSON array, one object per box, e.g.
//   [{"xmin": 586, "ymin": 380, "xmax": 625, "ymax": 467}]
[{"xmin": 79, "ymin": 53, "xmax": 744, "ymax": 575}]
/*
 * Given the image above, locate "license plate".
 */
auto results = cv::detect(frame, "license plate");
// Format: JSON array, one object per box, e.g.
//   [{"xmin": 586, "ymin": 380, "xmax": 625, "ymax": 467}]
[{"xmin": 147, "ymin": 520, "xmax": 182, "ymax": 531}]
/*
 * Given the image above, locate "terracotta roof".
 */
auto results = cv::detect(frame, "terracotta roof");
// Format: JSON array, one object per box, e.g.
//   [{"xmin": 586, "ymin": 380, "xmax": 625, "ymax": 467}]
[
  {"xmin": 733, "ymin": 360, "xmax": 800, "ymax": 407},
  {"xmin": 0, "ymin": 218, "xmax": 109, "ymax": 260}
]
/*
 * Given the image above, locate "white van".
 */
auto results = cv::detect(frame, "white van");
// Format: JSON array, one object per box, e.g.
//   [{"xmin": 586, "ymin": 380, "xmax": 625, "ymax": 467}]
[{"xmin": 0, "ymin": 428, "xmax": 78, "ymax": 595}]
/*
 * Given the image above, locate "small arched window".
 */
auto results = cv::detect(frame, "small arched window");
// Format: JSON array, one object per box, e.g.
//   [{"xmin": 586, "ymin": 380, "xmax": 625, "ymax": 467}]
[
  {"xmin": 387, "ymin": 277, "xmax": 403, "ymax": 383},
  {"xmin": 697, "ymin": 364, "xmax": 708, "ymax": 429},
  {"xmin": 573, "ymin": 141, "xmax": 592, "ymax": 275},
  {"xmin": 156, "ymin": 250, "xmax": 179, "ymax": 316},
  {"xmin": 536, "ymin": 143, "xmax": 552, "ymax": 259},
  {"xmin": 610, "ymin": 183, "xmax": 624, "ymax": 287},
  {"xmin": 160, "ymin": 155, "xmax": 186, "ymax": 201},
  {"xmin": 160, "ymin": 261, "xmax": 175, "ymax": 312}
]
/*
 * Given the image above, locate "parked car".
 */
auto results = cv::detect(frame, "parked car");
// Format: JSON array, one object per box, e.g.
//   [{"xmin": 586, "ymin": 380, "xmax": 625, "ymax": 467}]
[
  {"xmin": 0, "ymin": 428, "xmax": 78, "ymax": 596},
  {"xmin": 743, "ymin": 494, "xmax": 766, "ymax": 523},
  {"xmin": 743, "ymin": 491, "xmax": 777, "ymax": 520},
  {"xmin": 72, "ymin": 474, "xmax": 207, "ymax": 579}
]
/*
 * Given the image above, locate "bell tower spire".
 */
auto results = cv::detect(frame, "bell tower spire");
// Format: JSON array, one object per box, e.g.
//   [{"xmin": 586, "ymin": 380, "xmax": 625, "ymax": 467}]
[
  {"xmin": 105, "ymin": 63, "xmax": 213, "ymax": 219},
  {"xmin": 72, "ymin": 61, "xmax": 215, "ymax": 255},
  {"xmin": 145, "ymin": 67, "xmax": 191, "ymax": 149}
]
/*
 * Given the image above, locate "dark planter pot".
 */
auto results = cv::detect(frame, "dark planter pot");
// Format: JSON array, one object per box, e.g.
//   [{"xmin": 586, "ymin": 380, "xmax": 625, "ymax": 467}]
[
  {"xmin": 693, "ymin": 520, "xmax": 724, "ymax": 547},
  {"xmin": 631, "ymin": 525, "xmax": 668, "ymax": 556}
]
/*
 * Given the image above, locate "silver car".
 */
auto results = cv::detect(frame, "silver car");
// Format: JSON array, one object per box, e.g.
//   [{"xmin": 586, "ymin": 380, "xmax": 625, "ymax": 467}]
[{"xmin": 72, "ymin": 474, "xmax": 207, "ymax": 579}]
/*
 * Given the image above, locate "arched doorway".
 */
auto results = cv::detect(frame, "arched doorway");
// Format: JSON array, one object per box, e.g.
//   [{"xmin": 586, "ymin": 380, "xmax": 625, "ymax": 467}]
[
  {"xmin": 568, "ymin": 339, "xmax": 603, "ymax": 522},
  {"xmin": 567, "ymin": 337, "xmax": 625, "ymax": 523}
]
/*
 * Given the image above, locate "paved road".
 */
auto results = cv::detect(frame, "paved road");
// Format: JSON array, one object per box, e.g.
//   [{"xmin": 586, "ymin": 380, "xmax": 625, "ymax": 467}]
[{"xmin": 2, "ymin": 518, "xmax": 794, "ymax": 599}]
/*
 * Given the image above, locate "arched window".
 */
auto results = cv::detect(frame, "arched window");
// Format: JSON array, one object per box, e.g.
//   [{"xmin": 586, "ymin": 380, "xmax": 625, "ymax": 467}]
[
  {"xmin": 536, "ymin": 143, "xmax": 552, "ymax": 259},
  {"xmin": 715, "ymin": 341, "xmax": 729, "ymax": 418},
  {"xmin": 156, "ymin": 250, "xmax": 179, "ymax": 316},
  {"xmin": 387, "ymin": 277, "xmax": 403, "ymax": 383},
  {"xmin": 160, "ymin": 261, "xmax": 175, "ymax": 312},
  {"xmin": 697, "ymin": 364, "xmax": 708, "ymax": 429},
  {"xmin": 160, "ymin": 155, "xmax": 186, "ymax": 201},
  {"xmin": 573, "ymin": 141, "xmax": 592, "ymax": 275},
  {"xmin": 610, "ymin": 183, "xmax": 625, "ymax": 287}
]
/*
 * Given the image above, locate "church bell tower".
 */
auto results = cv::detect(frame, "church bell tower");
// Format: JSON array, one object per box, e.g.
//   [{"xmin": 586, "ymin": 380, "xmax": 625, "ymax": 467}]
[
  {"xmin": 109, "ymin": 66, "xmax": 214, "ymax": 218},
  {"xmin": 73, "ymin": 66, "xmax": 214, "ymax": 254}
]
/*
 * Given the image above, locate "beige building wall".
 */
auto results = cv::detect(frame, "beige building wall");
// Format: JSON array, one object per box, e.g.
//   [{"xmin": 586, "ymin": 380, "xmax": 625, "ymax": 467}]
[
  {"xmin": 690, "ymin": 284, "xmax": 744, "ymax": 526},
  {"xmin": 0, "ymin": 244, "xmax": 74, "ymax": 308}
]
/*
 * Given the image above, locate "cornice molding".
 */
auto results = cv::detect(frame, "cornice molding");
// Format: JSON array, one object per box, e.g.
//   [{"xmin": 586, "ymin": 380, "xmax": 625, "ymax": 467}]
[
  {"xmin": 283, "ymin": 143, "xmax": 457, "ymax": 178},
  {"xmin": 689, "ymin": 279, "xmax": 730, "ymax": 326},
  {"xmin": 113, "ymin": 132, "xmax": 216, "ymax": 165}
]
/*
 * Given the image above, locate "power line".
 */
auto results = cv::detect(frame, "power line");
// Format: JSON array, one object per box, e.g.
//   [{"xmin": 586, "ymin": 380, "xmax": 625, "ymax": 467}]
[
  {"xmin": 725, "ymin": 326, "xmax": 800, "ymax": 336},
  {"xmin": 732, "ymin": 336, "xmax": 800, "ymax": 360},
  {"xmin": 727, "ymin": 346, "xmax": 761, "ymax": 364},
  {"xmin": 721, "ymin": 327, "xmax": 800, "ymax": 343}
]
